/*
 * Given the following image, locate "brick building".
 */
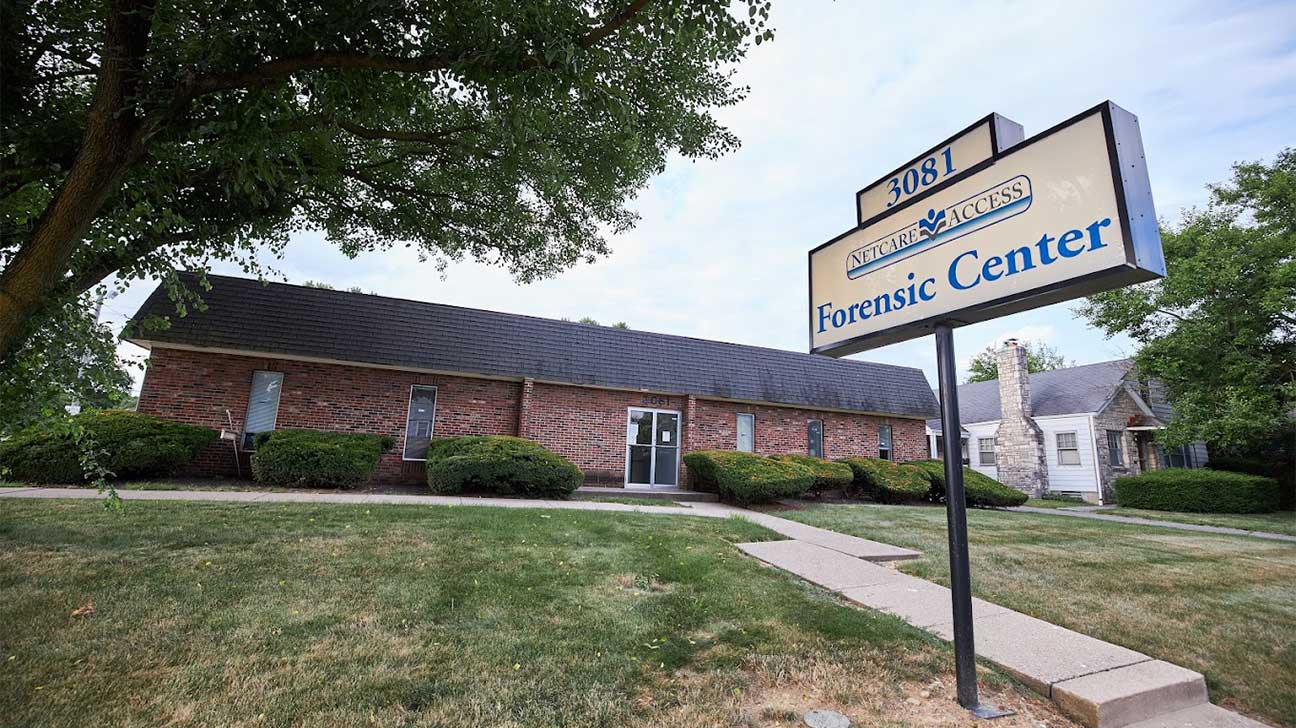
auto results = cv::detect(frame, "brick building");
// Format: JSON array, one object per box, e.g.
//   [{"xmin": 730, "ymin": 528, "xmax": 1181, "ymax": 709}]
[
  {"xmin": 924, "ymin": 340, "xmax": 1208, "ymax": 504},
  {"xmin": 128, "ymin": 274, "xmax": 938, "ymax": 488}
]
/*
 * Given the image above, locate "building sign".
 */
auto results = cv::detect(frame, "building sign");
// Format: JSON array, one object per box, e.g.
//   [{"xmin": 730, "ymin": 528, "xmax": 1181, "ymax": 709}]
[
  {"xmin": 855, "ymin": 113, "xmax": 1024, "ymax": 224},
  {"xmin": 810, "ymin": 101, "xmax": 1164, "ymax": 356}
]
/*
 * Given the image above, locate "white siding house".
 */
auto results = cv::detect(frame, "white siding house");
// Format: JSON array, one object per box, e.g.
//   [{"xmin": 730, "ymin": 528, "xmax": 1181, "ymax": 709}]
[{"xmin": 925, "ymin": 346, "xmax": 1208, "ymax": 504}]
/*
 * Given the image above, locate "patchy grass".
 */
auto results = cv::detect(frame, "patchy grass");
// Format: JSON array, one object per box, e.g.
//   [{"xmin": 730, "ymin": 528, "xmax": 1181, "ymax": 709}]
[
  {"xmin": 779, "ymin": 503, "xmax": 1296, "ymax": 727},
  {"xmin": 1102, "ymin": 508, "xmax": 1296, "ymax": 537},
  {"xmin": 0, "ymin": 500, "xmax": 1069, "ymax": 728}
]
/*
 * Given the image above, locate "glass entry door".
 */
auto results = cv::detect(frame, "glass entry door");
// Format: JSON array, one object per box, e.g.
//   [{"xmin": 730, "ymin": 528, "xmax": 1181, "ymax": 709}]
[{"xmin": 626, "ymin": 408, "xmax": 680, "ymax": 488}]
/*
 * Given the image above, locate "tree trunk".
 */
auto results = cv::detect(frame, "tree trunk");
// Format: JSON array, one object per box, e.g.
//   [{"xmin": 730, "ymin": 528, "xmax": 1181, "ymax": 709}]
[{"xmin": 0, "ymin": 0, "xmax": 156, "ymax": 361}]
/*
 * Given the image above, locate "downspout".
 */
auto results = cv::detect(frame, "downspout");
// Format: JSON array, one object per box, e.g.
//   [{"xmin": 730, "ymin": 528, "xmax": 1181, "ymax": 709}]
[{"xmin": 1088, "ymin": 414, "xmax": 1103, "ymax": 505}]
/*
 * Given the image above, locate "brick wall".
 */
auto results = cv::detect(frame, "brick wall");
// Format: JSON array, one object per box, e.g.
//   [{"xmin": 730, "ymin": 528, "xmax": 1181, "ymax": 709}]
[
  {"xmin": 137, "ymin": 347, "xmax": 520, "ymax": 482},
  {"xmin": 524, "ymin": 382, "xmax": 687, "ymax": 485},
  {"xmin": 688, "ymin": 399, "xmax": 927, "ymax": 462},
  {"xmin": 138, "ymin": 346, "xmax": 929, "ymax": 488}
]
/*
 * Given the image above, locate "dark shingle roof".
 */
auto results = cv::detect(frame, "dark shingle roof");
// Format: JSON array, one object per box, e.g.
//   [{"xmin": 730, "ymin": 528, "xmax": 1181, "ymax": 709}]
[
  {"xmin": 924, "ymin": 359, "xmax": 1135, "ymax": 428},
  {"xmin": 127, "ymin": 273, "xmax": 938, "ymax": 418}
]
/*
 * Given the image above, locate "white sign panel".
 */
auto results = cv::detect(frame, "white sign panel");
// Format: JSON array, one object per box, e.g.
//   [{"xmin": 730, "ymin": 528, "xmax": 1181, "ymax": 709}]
[
  {"xmin": 855, "ymin": 113, "xmax": 1024, "ymax": 224},
  {"xmin": 810, "ymin": 102, "xmax": 1164, "ymax": 356}
]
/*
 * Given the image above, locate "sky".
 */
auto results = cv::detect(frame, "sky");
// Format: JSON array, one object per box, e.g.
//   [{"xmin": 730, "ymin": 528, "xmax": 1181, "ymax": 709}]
[{"xmin": 102, "ymin": 0, "xmax": 1296, "ymax": 394}]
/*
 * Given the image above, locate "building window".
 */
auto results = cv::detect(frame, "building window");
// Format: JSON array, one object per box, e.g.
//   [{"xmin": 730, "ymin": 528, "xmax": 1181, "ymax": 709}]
[
  {"xmin": 807, "ymin": 419, "xmax": 824, "ymax": 458},
  {"xmin": 736, "ymin": 413, "xmax": 755, "ymax": 453},
  {"xmin": 402, "ymin": 385, "xmax": 438, "ymax": 460},
  {"xmin": 978, "ymin": 438, "xmax": 995, "ymax": 466},
  {"xmin": 1056, "ymin": 432, "xmax": 1081, "ymax": 466},
  {"xmin": 241, "ymin": 370, "xmax": 283, "ymax": 449},
  {"xmin": 878, "ymin": 424, "xmax": 893, "ymax": 461},
  {"xmin": 1106, "ymin": 430, "xmax": 1124, "ymax": 467}
]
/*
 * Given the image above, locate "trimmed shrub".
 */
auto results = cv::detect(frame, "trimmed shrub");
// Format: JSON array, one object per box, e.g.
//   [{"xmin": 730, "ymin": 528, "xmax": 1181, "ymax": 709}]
[
  {"xmin": 252, "ymin": 430, "xmax": 394, "ymax": 489},
  {"xmin": 909, "ymin": 459, "xmax": 1029, "ymax": 508},
  {"xmin": 425, "ymin": 436, "xmax": 582, "ymax": 498},
  {"xmin": 837, "ymin": 457, "xmax": 932, "ymax": 503},
  {"xmin": 768, "ymin": 454, "xmax": 853, "ymax": 495},
  {"xmin": 682, "ymin": 450, "xmax": 814, "ymax": 505},
  {"xmin": 1113, "ymin": 468, "xmax": 1282, "ymax": 513},
  {"xmin": 0, "ymin": 410, "xmax": 217, "ymax": 484},
  {"xmin": 1209, "ymin": 455, "xmax": 1295, "ymax": 510}
]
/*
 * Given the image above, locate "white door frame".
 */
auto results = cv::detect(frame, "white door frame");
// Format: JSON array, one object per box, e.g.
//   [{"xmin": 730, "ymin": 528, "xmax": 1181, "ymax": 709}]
[{"xmin": 624, "ymin": 406, "xmax": 681, "ymax": 489}]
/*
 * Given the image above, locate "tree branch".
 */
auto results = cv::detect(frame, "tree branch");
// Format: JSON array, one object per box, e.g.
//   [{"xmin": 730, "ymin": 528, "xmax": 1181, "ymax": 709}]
[
  {"xmin": 580, "ymin": 0, "xmax": 654, "ymax": 49},
  {"xmin": 337, "ymin": 120, "xmax": 478, "ymax": 144},
  {"xmin": 176, "ymin": 1, "xmax": 655, "ymax": 99}
]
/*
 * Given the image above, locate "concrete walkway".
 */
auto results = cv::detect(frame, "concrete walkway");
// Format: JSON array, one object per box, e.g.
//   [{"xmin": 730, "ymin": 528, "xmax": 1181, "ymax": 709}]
[
  {"xmin": 1011, "ymin": 505, "xmax": 1296, "ymax": 543},
  {"xmin": 1, "ymin": 487, "xmax": 1267, "ymax": 727},
  {"xmin": 734, "ymin": 539, "xmax": 1265, "ymax": 727}
]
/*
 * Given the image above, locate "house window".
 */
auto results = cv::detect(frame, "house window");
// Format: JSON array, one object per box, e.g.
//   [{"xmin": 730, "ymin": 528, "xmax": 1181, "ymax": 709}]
[
  {"xmin": 1106, "ymin": 430, "xmax": 1124, "ymax": 467},
  {"xmin": 241, "ymin": 370, "xmax": 283, "ymax": 449},
  {"xmin": 878, "ymin": 424, "xmax": 893, "ymax": 461},
  {"xmin": 978, "ymin": 438, "xmax": 995, "ymax": 466},
  {"xmin": 736, "ymin": 413, "xmax": 755, "ymax": 453},
  {"xmin": 402, "ymin": 385, "xmax": 438, "ymax": 460},
  {"xmin": 1056, "ymin": 432, "xmax": 1081, "ymax": 465},
  {"xmin": 807, "ymin": 419, "xmax": 824, "ymax": 458}
]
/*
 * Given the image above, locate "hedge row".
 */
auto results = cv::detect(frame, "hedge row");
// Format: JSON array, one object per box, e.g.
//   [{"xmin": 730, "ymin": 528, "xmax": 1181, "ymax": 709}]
[
  {"xmin": 768, "ymin": 454, "xmax": 853, "ymax": 495},
  {"xmin": 682, "ymin": 450, "xmax": 814, "ymax": 505},
  {"xmin": 909, "ymin": 459, "xmax": 1029, "ymax": 508},
  {"xmin": 838, "ymin": 457, "xmax": 932, "ymax": 503},
  {"xmin": 0, "ymin": 411, "xmax": 217, "ymax": 483},
  {"xmin": 1209, "ymin": 455, "xmax": 1295, "ymax": 510},
  {"xmin": 251, "ymin": 430, "xmax": 394, "ymax": 489},
  {"xmin": 425, "ymin": 435, "xmax": 583, "ymax": 498},
  {"xmin": 1113, "ymin": 468, "xmax": 1282, "ymax": 513}
]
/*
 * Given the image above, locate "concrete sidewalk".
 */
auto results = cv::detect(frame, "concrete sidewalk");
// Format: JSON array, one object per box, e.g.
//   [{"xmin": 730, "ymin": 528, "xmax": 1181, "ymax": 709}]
[
  {"xmin": 736, "ymin": 539, "xmax": 1266, "ymax": 728},
  {"xmin": 1011, "ymin": 505, "xmax": 1296, "ymax": 543}
]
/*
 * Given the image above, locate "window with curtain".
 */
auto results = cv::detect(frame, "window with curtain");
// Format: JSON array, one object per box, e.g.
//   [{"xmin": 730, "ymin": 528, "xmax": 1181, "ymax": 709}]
[
  {"xmin": 403, "ymin": 385, "xmax": 438, "ymax": 460},
  {"xmin": 978, "ymin": 438, "xmax": 995, "ymax": 466},
  {"xmin": 807, "ymin": 419, "xmax": 823, "ymax": 458},
  {"xmin": 1056, "ymin": 431, "xmax": 1081, "ymax": 465},
  {"xmin": 242, "ymin": 370, "xmax": 284, "ymax": 449},
  {"xmin": 878, "ymin": 424, "xmax": 893, "ymax": 461},
  {"xmin": 736, "ymin": 413, "xmax": 755, "ymax": 452},
  {"xmin": 1106, "ymin": 430, "xmax": 1124, "ymax": 467}
]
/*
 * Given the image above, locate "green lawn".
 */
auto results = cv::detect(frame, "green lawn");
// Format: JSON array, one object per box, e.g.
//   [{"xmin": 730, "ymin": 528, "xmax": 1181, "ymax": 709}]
[
  {"xmin": 778, "ymin": 503, "xmax": 1296, "ymax": 727},
  {"xmin": 1101, "ymin": 507, "xmax": 1296, "ymax": 537},
  {"xmin": 0, "ymin": 500, "xmax": 1063, "ymax": 728},
  {"xmin": 1023, "ymin": 497, "xmax": 1090, "ymax": 509}
]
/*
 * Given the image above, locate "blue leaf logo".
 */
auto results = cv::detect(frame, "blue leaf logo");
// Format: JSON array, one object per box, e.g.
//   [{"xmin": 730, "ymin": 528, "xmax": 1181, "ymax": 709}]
[{"xmin": 918, "ymin": 208, "xmax": 947, "ymax": 239}]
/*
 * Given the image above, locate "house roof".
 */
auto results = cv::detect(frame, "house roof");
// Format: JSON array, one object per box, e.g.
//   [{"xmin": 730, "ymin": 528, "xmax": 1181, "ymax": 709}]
[
  {"xmin": 925, "ymin": 358, "xmax": 1136, "ymax": 429},
  {"xmin": 126, "ymin": 273, "xmax": 939, "ymax": 419}
]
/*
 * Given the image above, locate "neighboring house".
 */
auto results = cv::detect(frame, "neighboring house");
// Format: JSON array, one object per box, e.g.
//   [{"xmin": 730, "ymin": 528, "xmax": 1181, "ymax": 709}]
[
  {"xmin": 126, "ymin": 273, "xmax": 938, "ymax": 488},
  {"xmin": 925, "ymin": 340, "xmax": 1208, "ymax": 503}
]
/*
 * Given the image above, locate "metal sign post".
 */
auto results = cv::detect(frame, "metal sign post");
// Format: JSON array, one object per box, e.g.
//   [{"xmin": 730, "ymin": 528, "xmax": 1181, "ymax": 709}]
[
  {"xmin": 805, "ymin": 101, "xmax": 1163, "ymax": 720},
  {"xmin": 935, "ymin": 323, "xmax": 1010, "ymax": 718}
]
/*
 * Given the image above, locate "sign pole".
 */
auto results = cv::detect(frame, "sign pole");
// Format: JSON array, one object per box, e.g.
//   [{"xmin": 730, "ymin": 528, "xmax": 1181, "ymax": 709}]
[{"xmin": 935, "ymin": 323, "xmax": 1009, "ymax": 718}]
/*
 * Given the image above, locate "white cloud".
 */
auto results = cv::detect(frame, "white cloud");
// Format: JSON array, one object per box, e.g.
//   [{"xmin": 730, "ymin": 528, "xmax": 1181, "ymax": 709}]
[{"xmin": 106, "ymin": 0, "xmax": 1296, "ymax": 396}]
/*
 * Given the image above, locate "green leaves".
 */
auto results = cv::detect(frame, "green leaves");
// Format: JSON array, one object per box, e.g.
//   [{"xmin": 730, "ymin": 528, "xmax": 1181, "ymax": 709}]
[
  {"xmin": 964, "ymin": 339, "xmax": 1067, "ymax": 384},
  {"xmin": 2, "ymin": 0, "xmax": 772, "ymax": 384},
  {"xmin": 1080, "ymin": 148, "xmax": 1296, "ymax": 450}
]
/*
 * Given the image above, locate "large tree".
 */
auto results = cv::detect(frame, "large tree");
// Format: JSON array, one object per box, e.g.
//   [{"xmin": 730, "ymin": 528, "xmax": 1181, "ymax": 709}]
[
  {"xmin": 964, "ymin": 339, "xmax": 1067, "ymax": 384},
  {"xmin": 1081, "ymin": 149, "xmax": 1296, "ymax": 449},
  {"xmin": 0, "ymin": 0, "xmax": 774, "ymax": 363}
]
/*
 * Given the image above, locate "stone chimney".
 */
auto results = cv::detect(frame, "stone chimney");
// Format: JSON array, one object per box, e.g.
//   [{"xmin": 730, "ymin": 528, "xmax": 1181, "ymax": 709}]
[{"xmin": 993, "ymin": 339, "xmax": 1049, "ymax": 495}]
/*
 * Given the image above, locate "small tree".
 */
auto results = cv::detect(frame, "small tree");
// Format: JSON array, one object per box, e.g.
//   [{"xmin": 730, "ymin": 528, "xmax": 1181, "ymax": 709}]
[
  {"xmin": 1080, "ymin": 149, "xmax": 1296, "ymax": 449},
  {"xmin": 965, "ymin": 339, "xmax": 1067, "ymax": 384}
]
